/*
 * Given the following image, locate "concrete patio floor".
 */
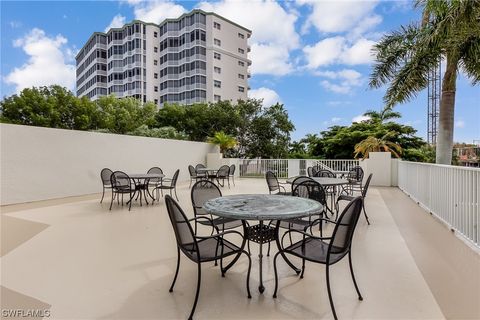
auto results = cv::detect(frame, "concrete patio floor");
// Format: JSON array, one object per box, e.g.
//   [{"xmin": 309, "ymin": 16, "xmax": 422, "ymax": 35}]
[{"xmin": 1, "ymin": 179, "xmax": 479, "ymax": 319}]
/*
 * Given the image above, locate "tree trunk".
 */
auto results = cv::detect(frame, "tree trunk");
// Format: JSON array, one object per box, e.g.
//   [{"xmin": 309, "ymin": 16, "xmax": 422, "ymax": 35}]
[{"xmin": 436, "ymin": 54, "xmax": 457, "ymax": 165}]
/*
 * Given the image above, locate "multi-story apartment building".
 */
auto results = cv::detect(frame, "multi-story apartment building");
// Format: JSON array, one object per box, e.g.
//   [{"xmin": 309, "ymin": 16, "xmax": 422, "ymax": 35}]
[{"xmin": 75, "ymin": 10, "xmax": 251, "ymax": 106}]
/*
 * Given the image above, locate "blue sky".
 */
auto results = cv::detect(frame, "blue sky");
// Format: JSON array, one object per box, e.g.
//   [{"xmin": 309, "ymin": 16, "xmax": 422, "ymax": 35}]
[{"xmin": 1, "ymin": 0, "xmax": 479, "ymax": 143}]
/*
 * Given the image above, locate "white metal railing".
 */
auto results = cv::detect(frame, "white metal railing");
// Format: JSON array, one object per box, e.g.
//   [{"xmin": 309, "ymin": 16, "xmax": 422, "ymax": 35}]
[
  {"xmin": 237, "ymin": 159, "xmax": 360, "ymax": 179},
  {"xmin": 398, "ymin": 161, "xmax": 480, "ymax": 248}
]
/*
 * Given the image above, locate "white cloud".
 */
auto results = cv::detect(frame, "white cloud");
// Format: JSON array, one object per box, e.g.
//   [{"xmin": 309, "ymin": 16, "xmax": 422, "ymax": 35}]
[
  {"xmin": 105, "ymin": 14, "xmax": 126, "ymax": 32},
  {"xmin": 4, "ymin": 28, "xmax": 76, "ymax": 93},
  {"xmin": 127, "ymin": 0, "xmax": 186, "ymax": 24},
  {"xmin": 298, "ymin": 0, "xmax": 379, "ymax": 34},
  {"xmin": 248, "ymin": 87, "xmax": 281, "ymax": 107},
  {"xmin": 198, "ymin": 0, "xmax": 300, "ymax": 76},
  {"xmin": 9, "ymin": 21, "xmax": 22, "ymax": 29},
  {"xmin": 316, "ymin": 69, "xmax": 363, "ymax": 93},
  {"xmin": 303, "ymin": 37, "xmax": 375, "ymax": 69},
  {"xmin": 323, "ymin": 117, "xmax": 343, "ymax": 125},
  {"xmin": 352, "ymin": 115, "xmax": 371, "ymax": 123},
  {"xmin": 455, "ymin": 120, "xmax": 465, "ymax": 128}
]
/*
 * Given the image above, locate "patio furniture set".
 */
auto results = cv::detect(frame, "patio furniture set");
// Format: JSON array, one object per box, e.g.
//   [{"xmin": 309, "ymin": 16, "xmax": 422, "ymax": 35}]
[
  {"xmin": 164, "ymin": 165, "xmax": 373, "ymax": 319},
  {"xmin": 188, "ymin": 164, "xmax": 236, "ymax": 188}
]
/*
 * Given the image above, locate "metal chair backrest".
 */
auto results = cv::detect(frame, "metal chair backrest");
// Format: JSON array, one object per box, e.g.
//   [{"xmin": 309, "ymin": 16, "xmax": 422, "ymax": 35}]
[
  {"xmin": 110, "ymin": 171, "xmax": 131, "ymax": 190},
  {"xmin": 188, "ymin": 165, "xmax": 197, "ymax": 177},
  {"xmin": 307, "ymin": 167, "xmax": 314, "ymax": 177},
  {"xmin": 147, "ymin": 167, "xmax": 163, "ymax": 182},
  {"xmin": 101, "ymin": 168, "xmax": 113, "ymax": 186},
  {"xmin": 265, "ymin": 171, "xmax": 280, "ymax": 193},
  {"xmin": 165, "ymin": 195, "xmax": 198, "ymax": 258},
  {"xmin": 170, "ymin": 169, "xmax": 180, "ymax": 187},
  {"xmin": 347, "ymin": 166, "xmax": 364, "ymax": 182},
  {"xmin": 291, "ymin": 176, "xmax": 313, "ymax": 194},
  {"xmin": 292, "ymin": 179, "xmax": 327, "ymax": 206},
  {"xmin": 314, "ymin": 169, "xmax": 335, "ymax": 178},
  {"xmin": 229, "ymin": 164, "xmax": 236, "ymax": 176},
  {"xmin": 191, "ymin": 180, "xmax": 222, "ymax": 217},
  {"xmin": 328, "ymin": 197, "xmax": 363, "ymax": 257},
  {"xmin": 362, "ymin": 174, "xmax": 373, "ymax": 198},
  {"xmin": 195, "ymin": 164, "xmax": 206, "ymax": 172},
  {"xmin": 217, "ymin": 165, "xmax": 230, "ymax": 178}
]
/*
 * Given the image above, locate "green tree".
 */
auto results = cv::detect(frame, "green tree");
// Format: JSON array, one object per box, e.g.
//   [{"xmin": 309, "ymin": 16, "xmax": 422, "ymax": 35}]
[
  {"xmin": 354, "ymin": 132, "xmax": 403, "ymax": 159},
  {"xmin": 369, "ymin": 0, "xmax": 480, "ymax": 164},
  {"xmin": 207, "ymin": 131, "xmax": 237, "ymax": 154}
]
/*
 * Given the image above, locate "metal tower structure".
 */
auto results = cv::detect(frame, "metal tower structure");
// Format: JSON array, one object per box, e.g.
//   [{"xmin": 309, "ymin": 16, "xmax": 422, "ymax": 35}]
[{"xmin": 427, "ymin": 60, "xmax": 441, "ymax": 145}]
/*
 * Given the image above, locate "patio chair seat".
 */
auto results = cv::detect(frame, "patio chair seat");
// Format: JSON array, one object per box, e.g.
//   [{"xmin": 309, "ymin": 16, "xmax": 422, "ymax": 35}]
[
  {"xmin": 183, "ymin": 237, "xmax": 242, "ymax": 262},
  {"xmin": 283, "ymin": 237, "xmax": 347, "ymax": 264},
  {"xmin": 197, "ymin": 216, "xmax": 243, "ymax": 230}
]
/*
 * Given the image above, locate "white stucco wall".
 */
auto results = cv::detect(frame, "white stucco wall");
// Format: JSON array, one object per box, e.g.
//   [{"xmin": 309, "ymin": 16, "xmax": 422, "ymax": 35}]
[
  {"xmin": 359, "ymin": 152, "xmax": 392, "ymax": 186},
  {"xmin": 0, "ymin": 124, "xmax": 218, "ymax": 205}
]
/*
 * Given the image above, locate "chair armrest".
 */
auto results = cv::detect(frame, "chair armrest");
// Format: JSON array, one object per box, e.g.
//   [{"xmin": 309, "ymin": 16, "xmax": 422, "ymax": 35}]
[{"xmin": 279, "ymin": 228, "xmax": 332, "ymax": 249}]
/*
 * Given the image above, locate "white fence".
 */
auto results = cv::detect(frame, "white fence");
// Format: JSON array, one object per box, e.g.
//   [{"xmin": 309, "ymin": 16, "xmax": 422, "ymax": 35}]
[
  {"xmin": 237, "ymin": 159, "xmax": 359, "ymax": 178},
  {"xmin": 398, "ymin": 161, "xmax": 480, "ymax": 248}
]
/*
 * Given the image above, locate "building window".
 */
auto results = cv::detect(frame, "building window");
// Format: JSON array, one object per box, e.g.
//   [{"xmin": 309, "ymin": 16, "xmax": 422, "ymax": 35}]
[
  {"xmin": 238, "ymin": 86, "xmax": 245, "ymax": 92},
  {"xmin": 154, "ymin": 73, "xmax": 158, "ymax": 79},
  {"xmin": 214, "ymin": 22, "xmax": 221, "ymax": 30},
  {"xmin": 154, "ymin": 31, "xmax": 158, "ymax": 38},
  {"xmin": 154, "ymin": 47, "xmax": 158, "ymax": 53},
  {"xmin": 154, "ymin": 60, "xmax": 158, "ymax": 65},
  {"xmin": 214, "ymin": 80, "xmax": 221, "ymax": 88},
  {"xmin": 214, "ymin": 66, "xmax": 221, "ymax": 74},
  {"xmin": 214, "ymin": 38, "xmax": 221, "ymax": 46},
  {"xmin": 238, "ymin": 33, "xmax": 245, "ymax": 39},
  {"xmin": 154, "ymin": 99, "xmax": 158, "ymax": 104},
  {"xmin": 214, "ymin": 52, "xmax": 221, "ymax": 60},
  {"xmin": 154, "ymin": 86, "xmax": 158, "ymax": 92},
  {"xmin": 238, "ymin": 48, "xmax": 244, "ymax": 54},
  {"xmin": 214, "ymin": 95, "xmax": 221, "ymax": 102},
  {"xmin": 238, "ymin": 74, "xmax": 245, "ymax": 79},
  {"xmin": 238, "ymin": 61, "xmax": 245, "ymax": 67}
]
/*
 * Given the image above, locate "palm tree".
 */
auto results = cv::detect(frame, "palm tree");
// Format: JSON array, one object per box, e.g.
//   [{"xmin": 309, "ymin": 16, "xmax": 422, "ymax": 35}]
[
  {"xmin": 363, "ymin": 108, "xmax": 401, "ymax": 123},
  {"xmin": 369, "ymin": 0, "xmax": 480, "ymax": 164},
  {"xmin": 207, "ymin": 131, "xmax": 237, "ymax": 154},
  {"xmin": 354, "ymin": 132, "xmax": 403, "ymax": 159}
]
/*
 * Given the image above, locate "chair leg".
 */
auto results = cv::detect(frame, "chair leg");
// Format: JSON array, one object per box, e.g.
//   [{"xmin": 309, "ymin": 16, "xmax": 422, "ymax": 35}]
[
  {"xmin": 326, "ymin": 264, "xmax": 338, "ymax": 320},
  {"xmin": 109, "ymin": 191, "xmax": 115, "ymax": 210},
  {"xmin": 100, "ymin": 186, "xmax": 105, "ymax": 203},
  {"xmin": 300, "ymin": 259, "xmax": 306, "ymax": 279},
  {"xmin": 362, "ymin": 202, "xmax": 371, "ymax": 225},
  {"xmin": 348, "ymin": 251, "xmax": 363, "ymax": 300},
  {"xmin": 169, "ymin": 247, "xmax": 181, "ymax": 292},
  {"xmin": 174, "ymin": 187, "xmax": 179, "ymax": 201},
  {"xmin": 188, "ymin": 263, "xmax": 202, "ymax": 320},
  {"xmin": 267, "ymin": 241, "xmax": 271, "ymax": 257},
  {"xmin": 232, "ymin": 175, "xmax": 235, "ymax": 186},
  {"xmin": 128, "ymin": 192, "xmax": 132, "ymax": 211},
  {"xmin": 272, "ymin": 251, "xmax": 282, "ymax": 298}
]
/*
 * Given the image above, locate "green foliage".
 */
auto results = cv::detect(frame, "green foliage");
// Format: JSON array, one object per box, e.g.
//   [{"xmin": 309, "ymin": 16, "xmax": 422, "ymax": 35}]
[
  {"xmin": 207, "ymin": 131, "xmax": 237, "ymax": 154},
  {"xmin": 156, "ymin": 99, "xmax": 295, "ymax": 158},
  {"xmin": 291, "ymin": 107, "xmax": 426, "ymax": 160},
  {"xmin": 354, "ymin": 132, "xmax": 403, "ymax": 159},
  {"xmin": 402, "ymin": 145, "xmax": 436, "ymax": 162},
  {"xmin": 127, "ymin": 125, "xmax": 188, "ymax": 140}
]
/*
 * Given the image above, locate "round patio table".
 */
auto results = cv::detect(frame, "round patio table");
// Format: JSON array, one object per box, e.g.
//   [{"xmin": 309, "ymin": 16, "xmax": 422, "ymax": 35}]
[
  {"xmin": 204, "ymin": 194, "xmax": 323, "ymax": 294},
  {"xmin": 127, "ymin": 173, "xmax": 165, "ymax": 205}
]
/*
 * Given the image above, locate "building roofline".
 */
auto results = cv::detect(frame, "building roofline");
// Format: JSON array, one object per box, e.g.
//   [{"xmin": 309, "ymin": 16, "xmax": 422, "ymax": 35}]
[
  {"xmin": 77, "ymin": 9, "xmax": 251, "ymax": 60},
  {"xmin": 75, "ymin": 32, "xmax": 106, "ymax": 60}
]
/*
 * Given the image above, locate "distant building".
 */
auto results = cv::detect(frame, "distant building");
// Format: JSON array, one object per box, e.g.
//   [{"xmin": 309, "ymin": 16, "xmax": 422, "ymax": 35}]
[{"xmin": 75, "ymin": 9, "xmax": 251, "ymax": 106}]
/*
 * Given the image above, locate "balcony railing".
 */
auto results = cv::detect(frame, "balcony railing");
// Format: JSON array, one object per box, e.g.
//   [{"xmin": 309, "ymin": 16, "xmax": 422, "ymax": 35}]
[
  {"xmin": 398, "ymin": 161, "xmax": 480, "ymax": 248},
  {"xmin": 236, "ymin": 159, "xmax": 360, "ymax": 178}
]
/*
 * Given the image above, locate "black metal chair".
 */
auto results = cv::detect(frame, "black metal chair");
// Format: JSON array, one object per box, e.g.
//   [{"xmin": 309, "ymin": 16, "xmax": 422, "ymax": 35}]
[
  {"xmin": 346, "ymin": 166, "xmax": 364, "ymax": 194},
  {"xmin": 154, "ymin": 169, "xmax": 179, "ymax": 201},
  {"xmin": 273, "ymin": 197, "xmax": 364, "ymax": 320},
  {"xmin": 337, "ymin": 174, "xmax": 373, "ymax": 224},
  {"xmin": 228, "ymin": 164, "xmax": 236, "ymax": 186},
  {"xmin": 147, "ymin": 167, "xmax": 163, "ymax": 199},
  {"xmin": 165, "ymin": 195, "xmax": 252, "ymax": 320},
  {"xmin": 100, "ymin": 168, "xmax": 113, "ymax": 203},
  {"xmin": 314, "ymin": 169, "xmax": 335, "ymax": 178},
  {"xmin": 266, "ymin": 171, "xmax": 289, "ymax": 195},
  {"xmin": 216, "ymin": 165, "xmax": 230, "ymax": 187},
  {"xmin": 188, "ymin": 165, "xmax": 203, "ymax": 188},
  {"xmin": 276, "ymin": 179, "xmax": 328, "ymax": 236},
  {"xmin": 191, "ymin": 180, "xmax": 243, "ymax": 235},
  {"xmin": 307, "ymin": 166, "xmax": 314, "ymax": 177},
  {"xmin": 109, "ymin": 171, "xmax": 135, "ymax": 211}
]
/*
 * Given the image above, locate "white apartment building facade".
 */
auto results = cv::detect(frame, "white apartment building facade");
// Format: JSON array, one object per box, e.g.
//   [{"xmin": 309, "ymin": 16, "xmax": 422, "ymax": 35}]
[{"xmin": 75, "ymin": 10, "xmax": 251, "ymax": 106}]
